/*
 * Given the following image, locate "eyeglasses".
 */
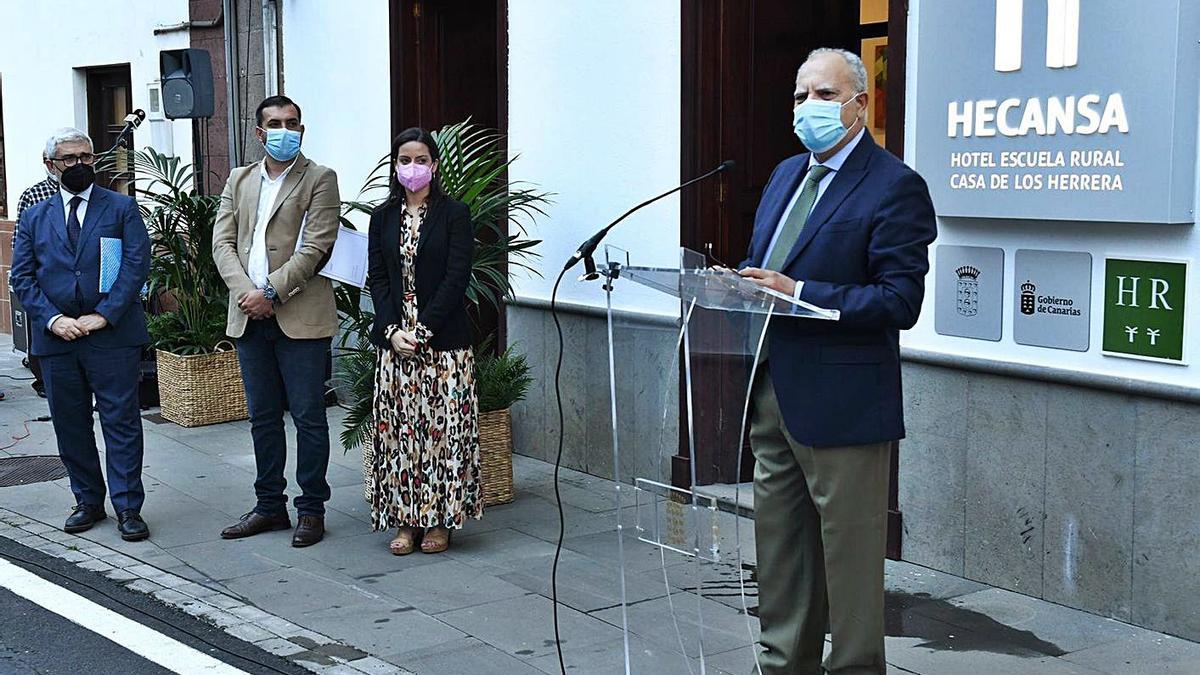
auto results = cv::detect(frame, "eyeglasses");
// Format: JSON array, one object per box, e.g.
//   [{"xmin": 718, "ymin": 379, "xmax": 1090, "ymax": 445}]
[{"xmin": 49, "ymin": 153, "xmax": 96, "ymax": 167}]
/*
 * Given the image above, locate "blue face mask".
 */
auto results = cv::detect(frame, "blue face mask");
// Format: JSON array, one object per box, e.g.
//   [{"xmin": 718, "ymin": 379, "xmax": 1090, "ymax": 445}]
[
  {"xmin": 792, "ymin": 94, "xmax": 862, "ymax": 153},
  {"xmin": 260, "ymin": 127, "xmax": 302, "ymax": 162}
]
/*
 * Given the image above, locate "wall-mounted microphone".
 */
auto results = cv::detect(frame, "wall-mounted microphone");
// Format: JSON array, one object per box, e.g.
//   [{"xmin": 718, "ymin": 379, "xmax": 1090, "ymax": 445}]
[{"xmin": 563, "ymin": 160, "xmax": 735, "ymax": 274}]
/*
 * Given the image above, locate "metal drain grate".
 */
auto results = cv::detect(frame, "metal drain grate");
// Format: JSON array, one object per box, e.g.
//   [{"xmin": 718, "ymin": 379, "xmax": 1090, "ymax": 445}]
[{"xmin": 0, "ymin": 456, "xmax": 69, "ymax": 488}]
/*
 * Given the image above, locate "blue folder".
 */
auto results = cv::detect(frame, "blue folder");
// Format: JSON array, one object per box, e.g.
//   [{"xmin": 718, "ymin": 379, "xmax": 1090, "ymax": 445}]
[{"xmin": 99, "ymin": 237, "xmax": 121, "ymax": 293}]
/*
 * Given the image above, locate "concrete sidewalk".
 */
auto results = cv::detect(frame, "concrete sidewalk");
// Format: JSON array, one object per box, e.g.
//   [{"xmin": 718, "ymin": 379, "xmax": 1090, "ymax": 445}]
[{"xmin": 0, "ymin": 341, "xmax": 1197, "ymax": 674}]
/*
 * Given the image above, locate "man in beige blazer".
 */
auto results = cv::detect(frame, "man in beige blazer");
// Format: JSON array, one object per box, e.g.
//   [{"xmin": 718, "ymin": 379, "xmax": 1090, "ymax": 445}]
[{"xmin": 212, "ymin": 95, "xmax": 341, "ymax": 547}]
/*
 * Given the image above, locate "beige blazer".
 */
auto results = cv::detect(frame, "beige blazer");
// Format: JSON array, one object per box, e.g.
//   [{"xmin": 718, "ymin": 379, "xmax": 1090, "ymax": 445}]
[{"xmin": 212, "ymin": 153, "xmax": 341, "ymax": 339}]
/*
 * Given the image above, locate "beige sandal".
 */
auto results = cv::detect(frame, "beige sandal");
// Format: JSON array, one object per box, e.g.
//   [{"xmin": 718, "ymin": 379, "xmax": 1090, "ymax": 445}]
[
  {"xmin": 389, "ymin": 527, "xmax": 419, "ymax": 556},
  {"xmin": 421, "ymin": 527, "xmax": 451, "ymax": 554}
]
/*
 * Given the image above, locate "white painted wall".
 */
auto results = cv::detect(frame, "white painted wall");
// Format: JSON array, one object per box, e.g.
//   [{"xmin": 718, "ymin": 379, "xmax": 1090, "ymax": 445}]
[
  {"xmin": 903, "ymin": 0, "xmax": 1200, "ymax": 391},
  {"xmin": 280, "ymin": 0, "xmax": 390, "ymax": 228},
  {"xmin": 507, "ymin": 0, "xmax": 682, "ymax": 314},
  {"xmin": 0, "ymin": 0, "xmax": 192, "ymax": 212}
]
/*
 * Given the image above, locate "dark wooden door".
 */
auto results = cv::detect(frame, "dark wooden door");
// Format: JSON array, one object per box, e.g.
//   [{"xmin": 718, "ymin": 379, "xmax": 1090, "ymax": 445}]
[
  {"xmin": 681, "ymin": 1, "xmax": 862, "ymax": 270},
  {"xmin": 389, "ymin": 0, "xmax": 505, "ymax": 136},
  {"xmin": 86, "ymin": 65, "xmax": 134, "ymax": 195},
  {"xmin": 679, "ymin": 0, "xmax": 908, "ymax": 558},
  {"xmin": 389, "ymin": 0, "xmax": 508, "ymax": 347}
]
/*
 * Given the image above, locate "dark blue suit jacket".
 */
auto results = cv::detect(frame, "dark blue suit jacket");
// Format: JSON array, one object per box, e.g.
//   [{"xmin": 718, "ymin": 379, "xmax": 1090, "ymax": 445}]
[
  {"xmin": 11, "ymin": 187, "xmax": 150, "ymax": 356},
  {"xmin": 742, "ymin": 135, "xmax": 936, "ymax": 447}
]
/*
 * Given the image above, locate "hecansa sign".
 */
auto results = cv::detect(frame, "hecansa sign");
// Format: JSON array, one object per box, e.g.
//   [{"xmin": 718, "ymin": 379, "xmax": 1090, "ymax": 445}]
[
  {"xmin": 912, "ymin": 0, "xmax": 1198, "ymax": 224},
  {"xmin": 947, "ymin": 94, "xmax": 1128, "ymax": 139}
]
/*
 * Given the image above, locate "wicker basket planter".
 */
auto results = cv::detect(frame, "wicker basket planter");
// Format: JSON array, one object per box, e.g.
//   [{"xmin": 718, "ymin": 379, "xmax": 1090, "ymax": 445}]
[
  {"xmin": 156, "ymin": 348, "xmax": 249, "ymax": 427},
  {"xmin": 479, "ymin": 407, "xmax": 515, "ymax": 507}
]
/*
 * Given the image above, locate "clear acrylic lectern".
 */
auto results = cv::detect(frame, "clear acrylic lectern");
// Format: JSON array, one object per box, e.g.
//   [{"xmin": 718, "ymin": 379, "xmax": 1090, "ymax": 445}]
[{"xmin": 599, "ymin": 246, "xmax": 838, "ymax": 674}]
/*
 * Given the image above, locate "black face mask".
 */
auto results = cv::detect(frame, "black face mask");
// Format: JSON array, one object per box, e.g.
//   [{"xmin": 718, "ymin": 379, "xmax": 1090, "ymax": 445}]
[{"xmin": 60, "ymin": 164, "xmax": 96, "ymax": 193}]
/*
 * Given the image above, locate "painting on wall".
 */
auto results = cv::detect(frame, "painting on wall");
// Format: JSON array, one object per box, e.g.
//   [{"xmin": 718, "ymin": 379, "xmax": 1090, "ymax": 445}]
[{"xmin": 861, "ymin": 36, "xmax": 887, "ymax": 147}]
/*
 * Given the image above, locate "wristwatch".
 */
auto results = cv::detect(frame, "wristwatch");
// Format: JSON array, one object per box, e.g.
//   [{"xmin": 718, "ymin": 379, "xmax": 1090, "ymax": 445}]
[{"xmin": 262, "ymin": 284, "xmax": 279, "ymax": 302}]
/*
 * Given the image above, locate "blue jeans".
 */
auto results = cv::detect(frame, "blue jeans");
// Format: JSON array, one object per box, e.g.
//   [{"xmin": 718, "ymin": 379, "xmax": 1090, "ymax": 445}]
[
  {"xmin": 42, "ymin": 343, "xmax": 145, "ymax": 513},
  {"xmin": 236, "ymin": 318, "xmax": 331, "ymax": 517}
]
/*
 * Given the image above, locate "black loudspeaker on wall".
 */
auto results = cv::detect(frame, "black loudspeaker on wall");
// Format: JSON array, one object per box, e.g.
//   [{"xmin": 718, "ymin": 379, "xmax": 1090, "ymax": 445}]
[{"xmin": 160, "ymin": 48, "xmax": 215, "ymax": 119}]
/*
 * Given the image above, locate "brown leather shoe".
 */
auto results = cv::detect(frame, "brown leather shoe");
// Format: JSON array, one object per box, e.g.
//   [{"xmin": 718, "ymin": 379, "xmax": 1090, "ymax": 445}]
[
  {"xmin": 221, "ymin": 511, "xmax": 291, "ymax": 540},
  {"xmin": 291, "ymin": 515, "xmax": 325, "ymax": 547}
]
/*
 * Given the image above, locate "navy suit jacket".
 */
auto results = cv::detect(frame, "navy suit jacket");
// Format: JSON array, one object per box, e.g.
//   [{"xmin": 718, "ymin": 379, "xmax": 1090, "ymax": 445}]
[
  {"xmin": 742, "ymin": 135, "xmax": 936, "ymax": 447},
  {"xmin": 11, "ymin": 187, "xmax": 150, "ymax": 356}
]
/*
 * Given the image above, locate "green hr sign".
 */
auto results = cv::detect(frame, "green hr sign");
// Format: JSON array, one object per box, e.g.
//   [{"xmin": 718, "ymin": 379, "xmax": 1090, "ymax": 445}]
[{"xmin": 1102, "ymin": 258, "xmax": 1187, "ymax": 363}]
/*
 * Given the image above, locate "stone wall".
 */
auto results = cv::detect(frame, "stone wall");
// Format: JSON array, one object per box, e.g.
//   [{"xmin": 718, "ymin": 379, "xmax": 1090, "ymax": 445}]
[
  {"xmin": 0, "ymin": 220, "xmax": 12, "ymax": 333},
  {"xmin": 507, "ymin": 303, "xmax": 680, "ymax": 487},
  {"xmin": 899, "ymin": 361, "xmax": 1200, "ymax": 642},
  {"xmin": 188, "ymin": 0, "xmax": 272, "ymax": 190},
  {"xmin": 188, "ymin": 0, "xmax": 231, "ymax": 188}
]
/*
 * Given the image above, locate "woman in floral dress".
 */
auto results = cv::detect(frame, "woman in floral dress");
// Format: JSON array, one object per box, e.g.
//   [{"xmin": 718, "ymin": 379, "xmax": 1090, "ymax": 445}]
[{"xmin": 365, "ymin": 127, "xmax": 481, "ymax": 554}]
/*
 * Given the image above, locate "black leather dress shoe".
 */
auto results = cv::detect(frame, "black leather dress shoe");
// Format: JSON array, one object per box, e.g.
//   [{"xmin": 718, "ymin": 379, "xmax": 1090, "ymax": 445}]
[
  {"xmin": 291, "ymin": 515, "xmax": 325, "ymax": 547},
  {"xmin": 117, "ymin": 510, "xmax": 150, "ymax": 541},
  {"xmin": 221, "ymin": 511, "xmax": 292, "ymax": 540},
  {"xmin": 64, "ymin": 504, "xmax": 106, "ymax": 534}
]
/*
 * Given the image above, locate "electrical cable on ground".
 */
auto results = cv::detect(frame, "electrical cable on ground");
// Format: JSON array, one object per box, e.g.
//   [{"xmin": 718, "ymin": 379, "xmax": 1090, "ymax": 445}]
[
  {"xmin": 0, "ymin": 420, "xmax": 35, "ymax": 451},
  {"xmin": 548, "ymin": 267, "xmax": 570, "ymax": 675},
  {"xmin": 0, "ymin": 549, "xmax": 297, "ymax": 675}
]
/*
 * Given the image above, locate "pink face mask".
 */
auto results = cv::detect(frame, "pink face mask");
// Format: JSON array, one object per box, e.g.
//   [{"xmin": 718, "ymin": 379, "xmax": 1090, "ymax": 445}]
[{"xmin": 396, "ymin": 162, "xmax": 433, "ymax": 192}]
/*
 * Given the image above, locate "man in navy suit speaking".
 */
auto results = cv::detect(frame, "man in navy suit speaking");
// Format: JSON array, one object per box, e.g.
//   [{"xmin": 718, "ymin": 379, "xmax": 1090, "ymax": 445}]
[
  {"xmin": 738, "ymin": 49, "xmax": 937, "ymax": 674},
  {"xmin": 11, "ymin": 128, "xmax": 151, "ymax": 542}
]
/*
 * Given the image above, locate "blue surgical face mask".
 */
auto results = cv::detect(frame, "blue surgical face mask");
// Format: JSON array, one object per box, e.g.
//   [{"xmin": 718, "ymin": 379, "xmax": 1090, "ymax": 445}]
[
  {"xmin": 260, "ymin": 127, "xmax": 302, "ymax": 162},
  {"xmin": 792, "ymin": 93, "xmax": 862, "ymax": 153}
]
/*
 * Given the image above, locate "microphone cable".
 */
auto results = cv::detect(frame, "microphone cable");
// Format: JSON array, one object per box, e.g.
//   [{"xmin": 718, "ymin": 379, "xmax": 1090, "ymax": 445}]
[{"xmin": 548, "ymin": 267, "xmax": 570, "ymax": 675}]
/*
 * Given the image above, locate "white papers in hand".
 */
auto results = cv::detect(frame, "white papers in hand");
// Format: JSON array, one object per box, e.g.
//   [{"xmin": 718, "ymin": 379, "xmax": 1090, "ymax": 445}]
[{"xmin": 318, "ymin": 225, "xmax": 370, "ymax": 288}]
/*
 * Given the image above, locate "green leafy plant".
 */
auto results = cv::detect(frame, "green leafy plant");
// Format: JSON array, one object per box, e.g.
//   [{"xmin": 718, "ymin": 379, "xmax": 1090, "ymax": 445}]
[
  {"xmin": 333, "ymin": 283, "xmax": 378, "ymax": 452},
  {"xmin": 475, "ymin": 340, "xmax": 534, "ymax": 413},
  {"xmin": 101, "ymin": 148, "xmax": 229, "ymax": 355},
  {"xmin": 333, "ymin": 121, "xmax": 551, "ymax": 450},
  {"xmin": 433, "ymin": 120, "xmax": 549, "ymax": 310}
]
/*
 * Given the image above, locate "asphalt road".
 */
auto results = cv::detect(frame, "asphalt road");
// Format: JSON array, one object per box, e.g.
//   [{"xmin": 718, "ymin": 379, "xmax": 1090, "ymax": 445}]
[
  {"xmin": 0, "ymin": 586, "xmax": 173, "ymax": 675},
  {"xmin": 0, "ymin": 536, "xmax": 308, "ymax": 675}
]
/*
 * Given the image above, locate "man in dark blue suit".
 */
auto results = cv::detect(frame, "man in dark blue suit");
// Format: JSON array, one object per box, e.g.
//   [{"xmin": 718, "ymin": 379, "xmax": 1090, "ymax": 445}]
[
  {"xmin": 738, "ymin": 49, "xmax": 936, "ymax": 674},
  {"xmin": 11, "ymin": 128, "xmax": 151, "ymax": 541}
]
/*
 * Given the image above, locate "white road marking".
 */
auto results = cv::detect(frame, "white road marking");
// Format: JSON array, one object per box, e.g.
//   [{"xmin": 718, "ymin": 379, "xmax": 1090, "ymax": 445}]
[{"xmin": 0, "ymin": 558, "xmax": 249, "ymax": 674}]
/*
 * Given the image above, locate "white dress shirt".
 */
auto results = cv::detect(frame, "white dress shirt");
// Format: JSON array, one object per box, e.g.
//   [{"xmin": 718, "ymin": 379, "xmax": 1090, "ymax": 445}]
[
  {"xmin": 762, "ymin": 128, "xmax": 866, "ymax": 297},
  {"xmin": 48, "ymin": 185, "xmax": 95, "ymax": 330},
  {"xmin": 59, "ymin": 184, "xmax": 93, "ymax": 226},
  {"xmin": 247, "ymin": 159, "xmax": 297, "ymax": 289}
]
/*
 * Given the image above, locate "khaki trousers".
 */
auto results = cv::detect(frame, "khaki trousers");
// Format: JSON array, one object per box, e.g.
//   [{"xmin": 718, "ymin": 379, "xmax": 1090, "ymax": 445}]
[{"xmin": 751, "ymin": 368, "xmax": 890, "ymax": 675}]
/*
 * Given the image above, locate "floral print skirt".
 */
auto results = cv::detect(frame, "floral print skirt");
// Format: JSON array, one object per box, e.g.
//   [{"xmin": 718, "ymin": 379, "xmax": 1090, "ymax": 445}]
[{"xmin": 369, "ymin": 346, "xmax": 483, "ymax": 531}]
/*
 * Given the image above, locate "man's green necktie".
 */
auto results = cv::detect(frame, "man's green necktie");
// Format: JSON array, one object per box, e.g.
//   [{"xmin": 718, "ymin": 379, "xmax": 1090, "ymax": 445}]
[{"xmin": 764, "ymin": 164, "xmax": 832, "ymax": 271}]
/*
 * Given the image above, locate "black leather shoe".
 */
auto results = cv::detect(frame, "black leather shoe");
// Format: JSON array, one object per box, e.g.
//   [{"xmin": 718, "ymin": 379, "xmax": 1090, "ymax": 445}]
[
  {"xmin": 117, "ymin": 510, "xmax": 150, "ymax": 541},
  {"xmin": 221, "ymin": 511, "xmax": 292, "ymax": 540},
  {"xmin": 64, "ymin": 504, "xmax": 106, "ymax": 534},
  {"xmin": 291, "ymin": 515, "xmax": 325, "ymax": 547}
]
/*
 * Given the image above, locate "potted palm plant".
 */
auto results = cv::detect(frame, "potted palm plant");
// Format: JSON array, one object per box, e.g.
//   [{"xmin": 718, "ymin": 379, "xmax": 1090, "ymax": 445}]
[
  {"xmin": 474, "ymin": 340, "xmax": 534, "ymax": 505},
  {"xmin": 112, "ymin": 149, "xmax": 247, "ymax": 427},
  {"xmin": 334, "ymin": 121, "xmax": 550, "ymax": 506}
]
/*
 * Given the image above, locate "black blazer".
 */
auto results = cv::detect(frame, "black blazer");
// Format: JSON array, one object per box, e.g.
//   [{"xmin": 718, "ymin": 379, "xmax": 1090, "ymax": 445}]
[{"xmin": 367, "ymin": 197, "xmax": 474, "ymax": 351}]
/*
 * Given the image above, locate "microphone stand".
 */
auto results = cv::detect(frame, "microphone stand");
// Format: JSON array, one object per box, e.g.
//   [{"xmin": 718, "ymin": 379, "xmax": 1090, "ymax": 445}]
[
  {"xmin": 99, "ymin": 110, "xmax": 146, "ymax": 189},
  {"xmin": 562, "ymin": 160, "xmax": 735, "ymax": 280},
  {"xmin": 544, "ymin": 160, "xmax": 735, "ymax": 674},
  {"xmin": 99, "ymin": 110, "xmax": 146, "ymax": 157}
]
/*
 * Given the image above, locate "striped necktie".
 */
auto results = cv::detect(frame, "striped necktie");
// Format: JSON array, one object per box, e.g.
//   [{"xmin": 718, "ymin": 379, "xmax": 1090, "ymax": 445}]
[{"xmin": 764, "ymin": 164, "xmax": 831, "ymax": 271}]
